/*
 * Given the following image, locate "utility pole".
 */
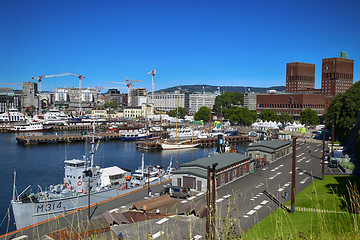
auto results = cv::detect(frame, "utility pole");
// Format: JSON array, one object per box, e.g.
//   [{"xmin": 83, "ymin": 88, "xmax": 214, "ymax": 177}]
[
  {"xmin": 331, "ymin": 120, "xmax": 335, "ymax": 157},
  {"xmin": 290, "ymin": 136, "xmax": 297, "ymax": 213},
  {"xmin": 211, "ymin": 163, "xmax": 218, "ymax": 239},
  {"xmin": 322, "ymin": 127, "xmax": 325, "ymax": 180},
  {"xmin": 206, "ymin": 166, "xmax": 210, "ymax": 239}
]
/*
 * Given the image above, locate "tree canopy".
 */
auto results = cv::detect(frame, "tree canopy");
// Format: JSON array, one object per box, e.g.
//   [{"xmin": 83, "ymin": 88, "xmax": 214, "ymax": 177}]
[
  {"xmin": 212, "ymin": 92, "xmax": 244, "ymax": 115},
  {"xmin": 299, "ymin": 108, "xmax": 320, "ymax": 126},
  {"xmin": 279, "ymin": 112, "xmax": 293, "ymax": 125},
  {"xmin": 104, "ymin": 102, "xmax": 119, "ymax": 109},
  {"xmin": 324, "ymin": 81, "xmax": 360, "ymax": 143},
  {"xmin": 224, "ymin": 107, "xmax": 257, "ymax": 126},
  {"xmin": 169, "ymin": 107, "xmax": 187, "ymax": 119},
  {"xmin": 259, "ymin": 109, "xmax": 278, "ymax": 122},
  {"xmin": 195, "ymin": 106, "xmax": 211, "ymax": 122}
]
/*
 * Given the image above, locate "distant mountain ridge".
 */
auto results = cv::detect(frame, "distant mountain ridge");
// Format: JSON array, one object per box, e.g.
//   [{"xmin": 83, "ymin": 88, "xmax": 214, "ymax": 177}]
[{"xmin": 157, "ymin": 85, "xmax": 286, "ymax": 93}]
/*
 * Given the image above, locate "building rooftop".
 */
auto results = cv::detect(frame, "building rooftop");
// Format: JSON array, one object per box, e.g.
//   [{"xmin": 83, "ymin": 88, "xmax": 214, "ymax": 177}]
[
  {"xmin": 179, "ymin": 153, "xmax": 250, "ymax": 172},
  {"xmin": 248, "ymin": 140, "xmax": 291, "ymax": 150}
]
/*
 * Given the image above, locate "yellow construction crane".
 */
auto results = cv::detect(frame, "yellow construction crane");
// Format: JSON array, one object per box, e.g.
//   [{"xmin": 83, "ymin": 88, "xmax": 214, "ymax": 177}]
[{"xmin": 125, "ymin": 76, "xmax": 143, "ymax": 106}]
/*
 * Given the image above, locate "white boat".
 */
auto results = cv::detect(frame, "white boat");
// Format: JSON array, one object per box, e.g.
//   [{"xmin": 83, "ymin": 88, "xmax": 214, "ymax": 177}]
[
  {"xmin": 10, "ymin": 125, "xmax": 171, "ymax": 230},
  {"xmin": 7, "ymin": 122, "xmax": 53, "ymax": 132},
  {"xmin": 168, "ymin": 127, "xmax": 209, "ymax": 140},
  {"xmin": 131, "ymin": 154, "xmax": 166, "ymax": 185},
  {"xmin": 161, "ymin": 140, "xmax": 200, "ymax": 150},
  {"xmin": 0, "ymin": 108, "xmax": 25, "ymax": 123},
  {"xmin": 33, "ymin": 109, "xmax": 69, "ymax": 126}
]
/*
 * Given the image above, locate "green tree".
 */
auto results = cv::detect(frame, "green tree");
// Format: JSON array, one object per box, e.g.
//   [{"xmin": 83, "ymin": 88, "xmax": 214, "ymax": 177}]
[
  {"xmin": 104, "ymin": 102, "xmax": 119, "ymax": 109},
  {"xmin": 299, "ymin": 108, "xmax": 319, "ymax": 126},
  {"xmin": 259, "ymin": 109, "xmax": 278, "ymax": 122},
  {"xmin": 224, "ymin": 107, "xmax": 257, "ymax": 126},
  {"xmin": 212, "ymin": 92, "xmax": 244, "ymax": 115},
  {"xmin": 195, "ymin": 106, "xmax": 211, "ymax": 122},
  {"xmin": 324, "ymin": 81, "xmax": 360, "ymax": 143},
  {"xmin": 279, "ymin": 112, "xmax": 293, "ymax": 125},
  {"xmin": 168, "ymin": 107, "xmax": 187, "ymax": 119}
]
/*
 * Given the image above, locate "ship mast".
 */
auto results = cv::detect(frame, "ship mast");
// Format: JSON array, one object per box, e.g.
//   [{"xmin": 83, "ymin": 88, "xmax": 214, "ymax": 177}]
[{"xmin": 90, "ymin": 122, "xmax": 95, "ymax": 167}]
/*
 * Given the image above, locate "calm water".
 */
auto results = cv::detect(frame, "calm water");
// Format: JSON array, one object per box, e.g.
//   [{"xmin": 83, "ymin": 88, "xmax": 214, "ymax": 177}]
[{"xmin": 0, "ymin": 132, "xmax": 247, "ymax": 234}]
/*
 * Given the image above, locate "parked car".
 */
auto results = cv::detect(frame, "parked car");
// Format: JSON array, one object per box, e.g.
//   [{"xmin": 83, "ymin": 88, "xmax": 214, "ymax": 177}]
[
  {"xmin": 329, "ymin": 159, "xmax": 338, "ymax": 168},
  {"xmin": 160, "ymin": 186, "xmax": 190, "ymax": 198}
]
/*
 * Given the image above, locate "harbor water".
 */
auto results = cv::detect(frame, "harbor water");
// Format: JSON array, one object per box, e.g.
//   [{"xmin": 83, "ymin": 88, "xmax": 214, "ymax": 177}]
[{"xmin": 0, "ymin": 132, "xmax": 247, "ymax": 234}]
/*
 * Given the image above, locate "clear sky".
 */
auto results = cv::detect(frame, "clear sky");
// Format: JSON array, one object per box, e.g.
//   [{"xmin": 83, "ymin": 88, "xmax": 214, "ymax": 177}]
[{"xmin": 0, "ymin": 0, "xmax": 359, "ymax": 93}]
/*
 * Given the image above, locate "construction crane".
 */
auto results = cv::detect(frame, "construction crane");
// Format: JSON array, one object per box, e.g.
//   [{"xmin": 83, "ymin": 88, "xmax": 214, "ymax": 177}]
[
  {"xmin": 32, "ymin": 72, "xmax": 85, "ymax": 114},
  {"xmin": 125, "ymin": 76, "xmax": 143, "ymax": 107},
  {"xmin": 147, "ymin": 70, "xmax": 156, "ymax": 99}
]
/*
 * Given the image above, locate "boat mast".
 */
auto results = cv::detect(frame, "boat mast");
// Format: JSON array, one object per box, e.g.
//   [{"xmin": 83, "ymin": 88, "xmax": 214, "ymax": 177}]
[
  {"xmin": 141, "ymin": 153, "xmax": 144, "ymax": 178},
  {"xmin": 175, "ymin": 86, "xmax": 180, "ymax": 143},
  {"xmin": 12, "ymin": 171, "xmax": 16, "ymax": 201},
  {"xmin": 90, "ymin": 122, "xmax": 95, "ymax": 167}
]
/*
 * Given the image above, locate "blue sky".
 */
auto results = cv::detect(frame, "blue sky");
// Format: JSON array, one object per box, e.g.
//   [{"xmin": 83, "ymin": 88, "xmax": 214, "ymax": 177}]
[{"xmin": 0, "ymin": 0, "xmax": 359, "ymax": 93}]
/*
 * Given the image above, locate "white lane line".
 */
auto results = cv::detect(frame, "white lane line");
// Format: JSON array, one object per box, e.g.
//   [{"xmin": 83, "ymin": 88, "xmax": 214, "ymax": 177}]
[
  {"xmin": 253, "ymin": 196, "xmax": 258, "ymax": 199},
  {"xmin": 300, "ymin": 177, "xmax": 310, "ymax": 184},
  {"xmin": 259, "ymin": 192, "xmax": 264, "ymax": 195},
  {"xmin": 256, "ymin": 194, "xmax": 260, "ymax": 197},
  {"xmin": 187, "ymin": 196, "xmax": 196, "ymax": 200},
  {"xmin": 289, "ymin": 171, "xmax": 292, "ymax": 174},
  {"xmin": 262, "ymin": 167, "xmax": 268, "ymax": 171},
  {"xmin": 296, "ymin": 147, "xmax": 300, "ymax": 150},
  {"xmin": 156, "ymin": 218, "xmax": 169, "ymax": 224},
  {"xmin": 247, "ymin": 210, "xmax": 256, "ymax": 215},
  {"xmin": 194, "ymin": 235, "xmax": 202, "ymax": 239},
  {"xmin": 269, "ymin": 177, "xmax": 274, "ymax": 180},
  {"xmin": 243, "ymin": 215, "xmax": 249, "ymax": 218},
  {"xmin": 121, "ymin": 206, "xmax": 126, "ymax": 209},
  {"xmin": 153, "ymin": 231, "xmax": 164, "ymax": 239},
  {"xmin": 260, "ymin": 200, "xmax": 268, "ymax": 205},
  {"xmin": 223, "ymin": 194, "xmax": 231, "ymax": 199},
  {"xmin": 196, "ymin": 192, "xmax": 204, "ymax": 196},
  {"xmin": 278, "ymin": 188, "xmax": 284, "ymax": 192},
  {"xmin": 109, "ymin": 208, "xmax": 119, "ymax": 213},
  {"xmin": 216, "ymin": 198, "xmax": 224, "ymax": 203},
  {"xmin": 181, "ymin": 200, "xmax": 188, "ymax": 203},
  {"xmin": 284, "ymin": 183, "xmax": 290, "ymax": 187},
  {"xmin": 254, "ymin": 205, "xmax": 262, "ymax": 210},
  {"xmin": 250, "ymin": 198, "xmax": 255, "ymax": 201},
  {"xmin": 305, "ymin": 159, "xmax": 311, "ymax": 163}
]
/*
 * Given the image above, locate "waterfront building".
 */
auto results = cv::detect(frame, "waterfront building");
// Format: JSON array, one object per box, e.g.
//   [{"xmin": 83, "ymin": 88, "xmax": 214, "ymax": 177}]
[
  {"xmin": 148, "ymin": 91, "xmax": 185, "ymax": 113},
  {"xmin": 104, "ymin": 89, "xmax": 128, "ymax": 107},
  {"xmin": 123, "ymin": 103, "xmax": 154, "ymax": 118},
  {"xmin": 0, "ymin": 88, "xmax": 22, "ymax": 114},
  {"xmin": 23, "ymin": 81, "xmax": 39, "ymax": 113},
  {"xmin": 321, "ymin": 53, "xmax": 354, "ymax": 96},
  {"xmin": 286, "ymin": 62, "xmax": 315, "ymax": 93},
  {"xmin": 171, "ymin": 153, "xmax": 253, "ymax": 192},
  {"xmin": 247, "ymin": 140, "xmax": 292, "ymax": 164},
  {"xmin": 188, "ymin": 91, "xmax": 217, "ymax": 114},
  {"xmin": 88, "ymin": 105, "xmax": 123, "ymax": 119},
  {"xmin": 244, "ymin": 92, "xmax": 257, "ymax": 110}
]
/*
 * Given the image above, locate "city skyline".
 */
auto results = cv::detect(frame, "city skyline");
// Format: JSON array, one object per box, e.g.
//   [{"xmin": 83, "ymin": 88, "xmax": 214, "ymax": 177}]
[{"xmin": 1, "ymin": 0, "xmax": 359, "ymax": 93}]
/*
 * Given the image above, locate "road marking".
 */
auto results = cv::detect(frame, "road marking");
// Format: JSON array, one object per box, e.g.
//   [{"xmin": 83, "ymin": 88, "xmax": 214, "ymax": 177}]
[
  {"xmin": 250, "ymin": 198, "xmax": 255, "ymax": 201},
  {"xmin": 153, "ymin": 231, "xmax": 164, "ymax": 239},
  {"xmin": 156, "ymin": 218, "xmax": 169, "ymax": 224},
  {"xmin": 144, "ymin": 197, "xmax": 149, "ymax": 199},
  {"xmin": 109, "ymin": 208, "xmax": 119, "ymax": 213},
  {"xmin": 243, "ymin": 215, "xmax": 249, "ymax": 218},
  {"xmin": 181, "ymin": 200, "xmax": 188, "ymax": 203},
  {"xmin": 262, "ymin": 167, "xmax": 268, "ymax": 171},
  {"xmin": 11, "ymin": 235, "xmax": 28, "ymax": 240},
  {"xmin": 314, "ymin": 149, "xmax": 319, "ymax": 152},
  {"xmin": 253, "ymin": 196, "xmax": 258, "ymax": 199},
  {"xmin": 256, "ymin": 194, "xmax": 260, "ymax": 197},
  {"xmin": 260, "ymin": 200, "xmax": 268, "ymax": 205},
  {"xmin": 247, "ymin": 210, "xmax": 256, "ymax": 215},
  {"xmin": 196, "ymin": 192, "xmax": 204, "ymax": 196},
  {"xmin": 300, "ymin": 177, "xmax": 310, "ymax": 184},
  {"xmin": 269, "ymin": 176, "xmax": 274, "ymax": 180},
  {"xmin": 299, "ymin": 172, "xmax": 304, "ymax": 175},
  {"xmin": 306, "ymin": 145, "xmax": 310, "ymax": 148},
  {"xmin": 278, "ymin": 188, "xmax": 284, "ymax": 192},
  {"xmin": 223, "ymin": 194, "xmax": 231, "ymax": 199},
  {"xmin": 305, "ymin": 159, "xmax": 311, "ymax": 163},
  {"xmin": 216, "ymin": 198, "xmax": 224, "ymax": 203},
  {"xmin": 289, "ymin": 171, "xmax": 292, "ymax": 174},
  {"xmin": 187, "ymin": 196, "xmax": 196, "ymax": 200},
  {"xmin": 121, "ymin": 206, "xmax": 126, "ymax": 209},
  {"xmin": 259, "ymin": 192, "xmax": 263, "ymax": 195},
  {"xmin": 254, "ymin": 205, "xmax": 262, "ymax": 210},
  {"xmin": 194, "ymin": 235, "xmax": 202, "ymax": 239},
  {"xmin": 296, "ymin": 147, "xmax": 300, "ymax": 150},
  {"xmin": 284, "ymin": 183, "xmax": 290, "ymax": 187}
]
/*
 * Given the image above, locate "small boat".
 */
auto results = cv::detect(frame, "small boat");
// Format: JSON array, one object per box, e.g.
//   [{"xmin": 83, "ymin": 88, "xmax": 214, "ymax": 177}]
[
  {"xmin": 119, "ymin": 128, "xmax": 152, "ymax": 141},
  {"xmin": 161, "ymin": 140, "xmax": 200, "ymax": 150}
]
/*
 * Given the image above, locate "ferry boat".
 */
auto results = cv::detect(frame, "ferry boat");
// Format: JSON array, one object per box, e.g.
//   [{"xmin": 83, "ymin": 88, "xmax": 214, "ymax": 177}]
[
  {"xmin": 7, "ymin": 122, "xmax": 53, "ymax": 132},
  {"xmin": 0, "ymin": 108, "xmax": 25, "ymax": 123},
  {"xmin": 10, "ymin": 125, "xmax": 171, "ymax": 230}
]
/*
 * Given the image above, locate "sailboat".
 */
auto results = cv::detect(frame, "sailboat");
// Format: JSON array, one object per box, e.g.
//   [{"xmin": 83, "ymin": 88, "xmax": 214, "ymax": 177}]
[{"xmin": 161, "ymin": 88, "xmax": 199, "ymax": 150}]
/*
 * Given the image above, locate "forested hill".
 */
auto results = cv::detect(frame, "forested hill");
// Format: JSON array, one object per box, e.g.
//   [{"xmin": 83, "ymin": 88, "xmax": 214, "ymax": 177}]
[{"xmin": 157, "ymin": 85, "xmax": 285, "ymax": 93}]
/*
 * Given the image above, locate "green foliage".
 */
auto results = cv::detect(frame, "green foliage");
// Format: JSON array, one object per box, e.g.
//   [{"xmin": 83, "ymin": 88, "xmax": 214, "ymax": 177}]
[
  {"xmin": 259, "ymin": 109, "xmax": 278, "ymax": 122},
  {"xmin": 299, "ymin": 108, "xmax": 320, "ymax": 126},
  {"xmin": 279, "ymin": 112, "xmax": 293, "ymax": 125},
  {"xmin": 224, "ymin": 107, "xmax": 257, "ymax": 126},
  {"xmin": 195, "ymin": 106, "xmax": 211, "ymax": 122},
  {"xmin": 104, "ymin": 101, "xmax": 119, "ymax": 110},
  {"xmin": 169, "ymin": 107, "xmax": 187, "ymax": 119},
  {"xmin": 212, "ymin": 92, "xmax": 244, "ymax": 115},
  {"xmin": 324, "ymin": 81, "xmax": 360, "ymax": 143}
]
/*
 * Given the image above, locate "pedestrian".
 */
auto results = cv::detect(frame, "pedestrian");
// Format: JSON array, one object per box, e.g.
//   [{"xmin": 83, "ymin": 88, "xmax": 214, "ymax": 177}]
[
  {"xmin": 284, "ymin": 191, "xmax": 288, "ymax": 200},
  {"xmin": 305, "ymin": 139, "xmax": 307, "ymax": 143}
]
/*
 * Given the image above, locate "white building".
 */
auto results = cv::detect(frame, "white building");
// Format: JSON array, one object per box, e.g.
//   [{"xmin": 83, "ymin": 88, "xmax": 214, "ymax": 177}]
[
  {"xmin": 55, "ymin": 88, "xmax": 69, "ymax": 102},
  {"xmin": 188, "ymin": 92, "xmax": 217, "ymax": 114},
  {"xmin": 82, "ymin": 89, "xmax": 94, "ymax": 103},
  {"xmin": 244, "ymin": 92, "xmax": 257, "ymax": 111},
  {"xmin": 147, "ymin": 91, "xmax": 185, "ymax": 112}
]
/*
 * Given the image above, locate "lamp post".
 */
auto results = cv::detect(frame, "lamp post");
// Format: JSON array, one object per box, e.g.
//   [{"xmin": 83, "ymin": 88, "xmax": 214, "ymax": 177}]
[
  {"xmin": 291, "ymin": 136, "xmax": 297, "ymax": 213},
  {"xmin": 211, "ymin": 162, "xmax": 218, "ymax": 240},
  {"xmin": 322, "ymin": 127, "xmax": 325, "ymax": 180}
]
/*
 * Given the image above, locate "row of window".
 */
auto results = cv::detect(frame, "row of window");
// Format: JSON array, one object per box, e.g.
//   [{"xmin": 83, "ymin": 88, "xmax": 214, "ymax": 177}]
[{"xmin": 258, "ymin": 103, "xmax": 324, "ymax": 109}]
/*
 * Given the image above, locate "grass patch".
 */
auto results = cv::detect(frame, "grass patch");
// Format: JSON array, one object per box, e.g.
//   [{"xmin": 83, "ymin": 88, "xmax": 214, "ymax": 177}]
[{"xmin": 244, "ymin": 175, "xmax": 360, "ymax": 239}]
